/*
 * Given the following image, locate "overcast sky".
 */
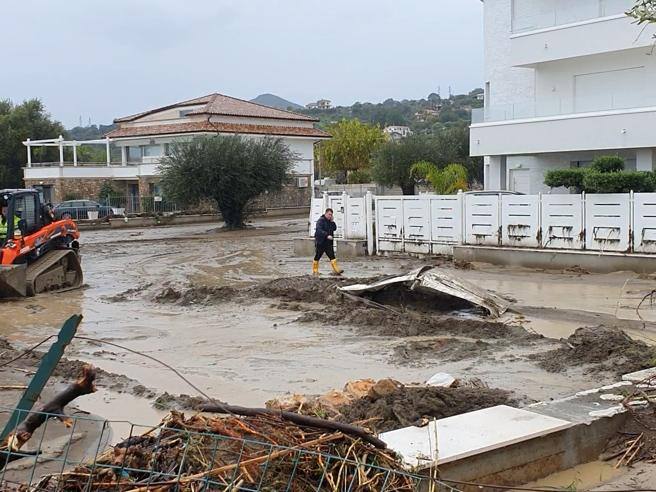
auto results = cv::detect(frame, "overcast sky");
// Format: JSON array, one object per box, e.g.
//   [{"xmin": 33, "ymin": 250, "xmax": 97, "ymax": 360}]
[{"xmin": 2, "ymin": 1, "xmax": 483, "ymax": 128}]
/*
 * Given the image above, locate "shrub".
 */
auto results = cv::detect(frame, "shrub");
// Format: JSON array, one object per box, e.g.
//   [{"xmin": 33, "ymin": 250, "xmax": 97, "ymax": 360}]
[
  {"xmin": 98, "ymin": 181, "xmax": 123, "ymax": 204},
  {"xmin": 590, "ymin": 155, "xmax": 624, "ymax": 173},
  {"xmin": 543, "ymin": 168, "xmax": 587, "ymax": 191},
  {"xmin": 582, "ymin": 171, "xmax": 656, "ymax": 193},
  {"xmin": 347, "ymin": 169, "xmax": 372, "ymax": 184}
]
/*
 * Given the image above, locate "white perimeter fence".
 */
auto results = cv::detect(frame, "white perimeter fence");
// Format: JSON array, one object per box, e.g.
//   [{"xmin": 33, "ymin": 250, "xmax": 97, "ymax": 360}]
[{"xmin": 310, "ymin": 191, "xmax": 656, "ymax": 256}]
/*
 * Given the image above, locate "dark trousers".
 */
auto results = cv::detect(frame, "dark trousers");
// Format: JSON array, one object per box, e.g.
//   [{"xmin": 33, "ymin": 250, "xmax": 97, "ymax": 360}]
[{"xmin": 314, "ymin": 241, "xmax": 335, "ymax": 261}]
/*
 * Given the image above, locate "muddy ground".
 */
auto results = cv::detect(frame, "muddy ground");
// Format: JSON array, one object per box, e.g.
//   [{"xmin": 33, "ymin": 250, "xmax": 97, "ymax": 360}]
[{"xmin": 2, "ymin": 217, "xmax": 656, "ymax": 433}]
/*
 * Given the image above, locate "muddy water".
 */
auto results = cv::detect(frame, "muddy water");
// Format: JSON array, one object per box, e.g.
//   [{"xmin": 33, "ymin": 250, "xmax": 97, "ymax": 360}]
[
  {"xmin": 2, "ymin": 218, "xmax": 655, "ymax": 426},
  {"xmin": 523, "ymin": 460, "xmax": 625, "ymax": 491}
]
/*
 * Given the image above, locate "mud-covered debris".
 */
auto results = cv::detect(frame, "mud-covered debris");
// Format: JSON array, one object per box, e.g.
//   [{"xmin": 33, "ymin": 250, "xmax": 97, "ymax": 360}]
[
  {"xmin": 153, "ymin": 392, "xmax": 210, "ymax": 411},
  {"xmin": 339, "ymin": 267, "xmax": 511, "ymax": 317},
  {"xmin": 28, "ymin": 411, "xmax": 415, "ymax": 491},
  {"xmin": 153, "ymin": 284, "xmax": 238, "ymax": 305},
  {"xmin": 335, "ymin": 385, "xmax": 514, "ymax": 433},
  {"xmin": 268, "ymin": 378, "xmax": 515, "ymax": 434},
  {"xmin": 531, "ymin": 325, "xmax": 656, "ymax": 376},
  {"xmin": 392, "ymin": 338, "xmax": 493, "ymax": 366}
]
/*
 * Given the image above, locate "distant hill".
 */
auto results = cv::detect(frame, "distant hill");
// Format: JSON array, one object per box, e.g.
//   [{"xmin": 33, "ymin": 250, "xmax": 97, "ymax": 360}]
[
  {"xmin": 250, "ymin": 94, "xmax": 303, "ymax": 111},
  {"xmin": 66, "ymin": 124, "xmax": 116, "ymax": 140}
]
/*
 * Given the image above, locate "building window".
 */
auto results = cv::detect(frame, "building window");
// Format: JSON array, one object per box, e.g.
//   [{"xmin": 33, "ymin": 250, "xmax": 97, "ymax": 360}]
[
  {"xmin": 143, "ymin": 144, "xmax": 163, "ymax": 158},
  {"xmin": 179, "ymin": 109, "xmax": 193, "ymax": 117},
  {"xmin": 127, "ymin": 146, "xmax": 142, "ymax": 163}
]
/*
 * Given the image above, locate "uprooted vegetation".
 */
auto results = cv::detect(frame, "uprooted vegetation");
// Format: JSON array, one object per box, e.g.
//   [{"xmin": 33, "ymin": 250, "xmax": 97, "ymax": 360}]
[
  {"xmin": 20, "ymin": 411, "xmax": 417, "ymax": 491},
  {"xmin": 530, "ymin": 325, "xmax": 656, "ymax": 376},
  {"xmin": 268, "ymin": 378, "xmax": 516, "ymax": 434}
]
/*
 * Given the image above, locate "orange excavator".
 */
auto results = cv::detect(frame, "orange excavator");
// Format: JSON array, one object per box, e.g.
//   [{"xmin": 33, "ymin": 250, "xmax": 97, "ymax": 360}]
[{"xmin": 0, "ymin": 189, "xmax": 82, "ymax": 297}]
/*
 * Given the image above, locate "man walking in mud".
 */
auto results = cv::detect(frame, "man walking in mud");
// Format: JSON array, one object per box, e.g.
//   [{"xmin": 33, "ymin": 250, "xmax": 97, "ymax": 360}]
[{"xmin": 313, "ymin": 208, "xmax": 344, "ymax": 276}]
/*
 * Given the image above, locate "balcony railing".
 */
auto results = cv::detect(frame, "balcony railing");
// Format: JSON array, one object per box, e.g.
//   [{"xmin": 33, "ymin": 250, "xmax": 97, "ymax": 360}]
[
  {"xmin": 512, "ymin": 0, "xmax": 633, "ymax": 33},
  {"xmin": 29, "ymin": 161, "xmax": 140, "ymax": 168},
  {"xmin": 472, "ymin": 92, "xmax": 656, "ymax": 124}
]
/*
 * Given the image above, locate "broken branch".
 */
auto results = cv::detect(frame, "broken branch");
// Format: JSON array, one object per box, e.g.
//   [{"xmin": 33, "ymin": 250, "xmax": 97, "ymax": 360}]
[
  {"xmin": 0, "ymin": 365, "xmax": 96, "ymax": 469},
  {"xmin": 199, "ymin": 402, "xmax": 387, "ymax": 449}
]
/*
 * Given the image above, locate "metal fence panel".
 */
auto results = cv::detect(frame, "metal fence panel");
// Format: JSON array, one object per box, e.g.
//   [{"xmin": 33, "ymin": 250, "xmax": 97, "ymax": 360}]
[
  {"xmin": 430, "ymin": 195, "xmax": 462, "ymax": 244},
  {"xmin": 328, "ymin": 195, "xmax": 345, "ymax": 238},
  {"xmin": 464, "ymin": 194, "xmax": 500, "ymax": 245},
  {"xmin": 344, "ymin": 196, "xmax": 367, "ymax": 240},
  {"xmin": 585, "ymin": 193, "xmax": 631, "ymax": 252},
  {"xmin": 376, "ymin": 197, "xmax": 404, "ymax": 253},
  {"xmin": 501, "ymin": 194, "xmax": 540, "ymax": 248},
  {"xmin": 309, "ymin": 197, "xmax": 326, "ymax": 236},
  {"xmin": 403, "ymin": 197, "xmax": 431, "ymax": 254},
  {"xmin": 634, "ymin": 193, "xmax": 656, "ymax": 253},
  {"xmin": 540, "ymin": 194, "xmax": 584, "ymax": 250}
]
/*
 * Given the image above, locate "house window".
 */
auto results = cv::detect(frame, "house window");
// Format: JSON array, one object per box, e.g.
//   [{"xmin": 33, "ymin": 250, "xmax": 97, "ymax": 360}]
[
  {"xmin": 179, "ymin": 109, "xmax": 193, "ymax": 117},
  {"xmin": 143, "ymin": 144, "xmax": 163, "ymax": 157},
  {"xmin": 127, "ymin": 146, "xmax": 142, "ymax": 163}
]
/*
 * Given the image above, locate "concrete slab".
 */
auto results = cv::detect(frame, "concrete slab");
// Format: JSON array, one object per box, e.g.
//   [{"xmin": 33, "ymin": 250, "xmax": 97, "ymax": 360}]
[
  {"xmin": 380, "ymin": 405, "xmax": 572, "ymax": 468},
  {"xmin": 622, "ymin": 367, "xmax": 656, "ymax": 383},
  {"xmin": 453, "ymin": 245, "xmax": 656, "ymax": 274}
]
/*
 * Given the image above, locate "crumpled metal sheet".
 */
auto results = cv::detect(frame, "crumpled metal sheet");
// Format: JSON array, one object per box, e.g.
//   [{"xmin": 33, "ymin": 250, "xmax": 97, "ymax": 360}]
[{"xmin": 339, "ymin": 266, "xmax": 511, "ymax": 317}]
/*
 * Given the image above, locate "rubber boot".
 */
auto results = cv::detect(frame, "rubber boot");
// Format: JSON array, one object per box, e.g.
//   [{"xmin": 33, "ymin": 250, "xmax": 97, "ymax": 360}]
[
  {"xmin": 330, "ymin": 259, "xmax": 344, "ymax": 275},
  {"xmin": 312, "ymin": 260, "xmax": 320, "ymax": 276}
]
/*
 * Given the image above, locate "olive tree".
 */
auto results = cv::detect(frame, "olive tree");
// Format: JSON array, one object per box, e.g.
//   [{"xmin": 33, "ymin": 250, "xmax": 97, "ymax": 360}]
[{"xmin": 159, "ymin": 135, "xmax": 294, "ymax": 229}]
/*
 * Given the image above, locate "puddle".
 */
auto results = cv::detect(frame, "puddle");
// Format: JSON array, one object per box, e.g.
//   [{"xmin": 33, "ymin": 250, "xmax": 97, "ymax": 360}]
[
  {"xmin": 522, "ymin": 460, "xmax": 625, "ymax": 491},
  {"xmin": 77, "ymin": 390, "xmax": 165, "ymax": 445}
]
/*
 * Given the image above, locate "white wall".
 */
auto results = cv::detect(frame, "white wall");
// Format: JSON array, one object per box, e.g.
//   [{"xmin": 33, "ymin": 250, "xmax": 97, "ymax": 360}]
[
  {"xmin": 484, "ymin": 0, "xmax": 536, "ymax": 112},
  {"xmin": 471, "ymin": 107, "xmax": 656, "ymax": 156},
  {"xmin": 511, "ymin": 14, "xmax": 656, "ymax": 67},
  {"xmin": 534, "ymin": 48, "xmax": 655, "ymax": 116}
]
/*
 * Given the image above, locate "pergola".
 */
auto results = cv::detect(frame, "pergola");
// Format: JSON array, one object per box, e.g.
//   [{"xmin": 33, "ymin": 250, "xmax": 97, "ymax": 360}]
[{"xmin": 22, "ymin": 135, "xmax": 114, "ymax": 167}]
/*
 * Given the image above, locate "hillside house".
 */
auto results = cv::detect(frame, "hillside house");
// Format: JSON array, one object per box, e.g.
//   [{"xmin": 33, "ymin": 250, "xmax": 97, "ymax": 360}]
[{"xmin": 23, "ymin": 93, "xmax": 330, "ymax": 204}]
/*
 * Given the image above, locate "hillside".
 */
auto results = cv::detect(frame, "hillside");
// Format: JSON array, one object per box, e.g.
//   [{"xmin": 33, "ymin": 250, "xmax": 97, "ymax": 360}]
[
  {"xmin": 299, "ymin": 89, "xmax": 484, "ymax": 133},
  {"xmin": 250, "ymin": 93, "xmax": 303, "ymax": 111},
  {"xmin": 66, "ymin": 124, "xmax": 116, "ymax": 140}
]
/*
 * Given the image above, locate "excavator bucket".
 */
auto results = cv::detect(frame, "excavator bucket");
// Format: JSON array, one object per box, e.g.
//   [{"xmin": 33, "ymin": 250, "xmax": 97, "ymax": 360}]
[{"xmin": 0, "ymin": 264, "xmax": 28, "ymax": 298}]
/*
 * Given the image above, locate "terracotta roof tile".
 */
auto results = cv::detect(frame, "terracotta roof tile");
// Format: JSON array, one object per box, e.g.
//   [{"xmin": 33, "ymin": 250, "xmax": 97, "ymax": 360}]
[
  {"xmin": 114, "ymin": 93, "xmax": 317, "ymax": 123},
  {"xmin": 105, "ymin": 121, "xmax": 330, "ymax": 139}
]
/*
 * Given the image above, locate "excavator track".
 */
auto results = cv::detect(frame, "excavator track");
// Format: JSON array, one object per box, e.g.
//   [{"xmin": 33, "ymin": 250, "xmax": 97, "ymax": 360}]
[{"xmin": 25, "ymin": 249, "xmax": 83, "ymax": 296}]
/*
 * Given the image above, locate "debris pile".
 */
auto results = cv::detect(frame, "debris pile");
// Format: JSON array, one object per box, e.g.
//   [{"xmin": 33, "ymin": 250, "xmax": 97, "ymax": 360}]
[
  {"xmin": 602, "ymin": 375, "xmax": 656, "ymax": 467},
  {"xmin": 29, "ymin": 411, "xmax": 415, "ymax": 492},
  {"xmin": 531, "ymin": 326, "xmax": 656, "ymax": 376},
  {"xmin": 268, "ymin": 378, "xmax": 515, "ymax": 433}
]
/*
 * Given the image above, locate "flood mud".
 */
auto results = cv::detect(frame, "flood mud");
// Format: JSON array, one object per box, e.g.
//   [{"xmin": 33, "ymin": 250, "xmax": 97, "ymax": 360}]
[{"xmin": 530, "ymin": 325, "xmax": 656, "ymax": 376}]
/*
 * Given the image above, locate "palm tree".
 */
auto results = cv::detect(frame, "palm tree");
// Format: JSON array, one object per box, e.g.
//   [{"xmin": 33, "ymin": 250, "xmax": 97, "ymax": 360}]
[{"xmin": 410, "ymin": 161, "xmax": 469, "ymax": 195}]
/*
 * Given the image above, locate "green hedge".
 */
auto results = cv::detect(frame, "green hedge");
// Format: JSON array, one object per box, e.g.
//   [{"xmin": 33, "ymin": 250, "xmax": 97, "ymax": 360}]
[
  {"xmin": 544, "ymin": 155, "xmax": 655, "ymax": 193},
  {"xmin": 543, "ymin": 168, "xmax": 587, "ymax": 191},
  {"xmin": 590, "ymin": 155, "xmax": 624, "ymax": 173},
  {"xmin": 582, "ymin": 171, "xmax": 656, "ymax": 193}
]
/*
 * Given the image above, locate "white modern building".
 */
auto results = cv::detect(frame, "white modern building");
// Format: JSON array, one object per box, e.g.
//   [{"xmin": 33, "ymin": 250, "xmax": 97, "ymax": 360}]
[
  {"xmin": 470, "ymin": 0, "xmax": 656, "ymax": 194},
  {"xmin": 23, "ymin": 93, "xmax": 330, "ymax": 203},
  {"xmin": 383, "ymin": 125, "xmax": 413, "ymax": 140}
]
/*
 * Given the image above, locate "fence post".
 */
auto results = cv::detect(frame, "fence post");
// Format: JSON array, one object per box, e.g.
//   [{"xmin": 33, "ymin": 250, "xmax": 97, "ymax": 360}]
[
  {"xmin": 342, "ymin": 192, "xmax": 349, "ymax": 239},
  {"xmin": 582, "ymin": 191, "xmax": 587, "ymax": 250},
  {"xmin": 630, "ymin": 189, "xmax": 634, "ymax": 253},
  {"xmin": 538, "ymin": 192, "xmax": 543, "ymax": 248},
  {"xmin": 366, "ymin": 191, "xmax": 375, "ymax": 256},
  {"xmin": 458, "ymin": 190, "xmax": 466, "ymax": 245}
]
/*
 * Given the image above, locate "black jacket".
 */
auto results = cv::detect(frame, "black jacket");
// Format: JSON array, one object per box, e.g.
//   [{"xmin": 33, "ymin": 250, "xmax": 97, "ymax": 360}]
[{"xmin": 315, "ymin": 215, "xmax": 337, "ymax": 245}]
